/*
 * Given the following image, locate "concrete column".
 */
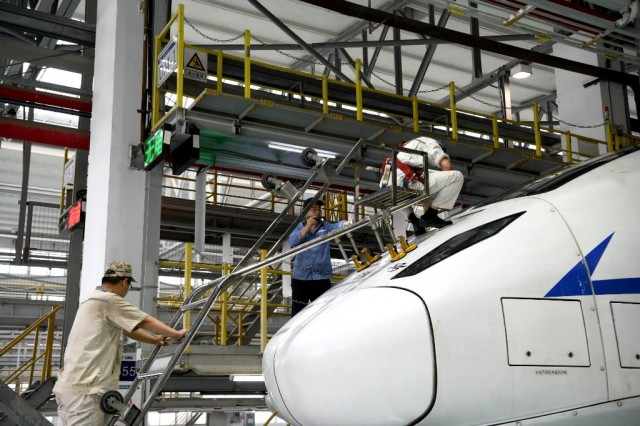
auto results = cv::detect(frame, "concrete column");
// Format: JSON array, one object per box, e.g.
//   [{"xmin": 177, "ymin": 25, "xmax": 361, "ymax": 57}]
[
  {"xmin": 79, "ymin": 0, "xmax": 147, "ymax": 303},
  {"xmin": 553, "ymin": 44, "xmax": 613, "ymax": 157}
]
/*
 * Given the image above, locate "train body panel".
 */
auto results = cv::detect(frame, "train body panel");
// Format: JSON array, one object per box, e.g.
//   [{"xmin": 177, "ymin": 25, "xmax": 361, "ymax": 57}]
[{"xmin": 263, "ymin": 148, "xmax": 640, "ymax": 425}]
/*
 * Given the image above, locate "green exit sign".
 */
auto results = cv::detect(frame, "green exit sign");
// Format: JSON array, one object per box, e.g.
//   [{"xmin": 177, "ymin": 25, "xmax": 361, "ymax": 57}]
[{"xmin": 144, "ymin": 127, "xmax": 171, "ymax": 171}]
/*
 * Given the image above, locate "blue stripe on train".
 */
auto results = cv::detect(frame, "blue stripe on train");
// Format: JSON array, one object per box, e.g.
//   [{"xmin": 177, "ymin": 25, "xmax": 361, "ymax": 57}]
[{"xmin": 544, "ymin": 233, "xmax": 639, "ymax": 297}]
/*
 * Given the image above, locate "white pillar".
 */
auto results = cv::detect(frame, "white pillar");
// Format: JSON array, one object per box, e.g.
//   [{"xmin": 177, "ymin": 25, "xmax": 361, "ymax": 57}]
[
  {"xmin": 80, "ymin": 0, "xmax": 146, "ymax": 303},
  {"xmin": 553, "ymin": 45, "xmax": 614, "ymax": 158}
]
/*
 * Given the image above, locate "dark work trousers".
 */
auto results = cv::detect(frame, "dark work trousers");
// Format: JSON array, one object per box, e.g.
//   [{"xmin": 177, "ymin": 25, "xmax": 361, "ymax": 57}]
[{"xmin": 291, "ymin": 278, "xmax": 332, "ymax": 317}]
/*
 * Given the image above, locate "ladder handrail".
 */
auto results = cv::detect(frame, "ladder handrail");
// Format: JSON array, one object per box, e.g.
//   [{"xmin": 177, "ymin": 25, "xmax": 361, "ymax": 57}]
[{"xmin": 180, "ymin": 192, "xmax": 429, "ymax": 311}]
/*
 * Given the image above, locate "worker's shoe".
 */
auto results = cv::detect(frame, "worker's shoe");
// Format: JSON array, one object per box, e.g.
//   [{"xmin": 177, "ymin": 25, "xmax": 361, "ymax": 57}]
[
  {"xmin": 408, "ymin": 213, "xmax": 426, "ymax": 236},
  {"xmin": 420, "ymin": 208, "xmax": 452, "ymax": 229}
]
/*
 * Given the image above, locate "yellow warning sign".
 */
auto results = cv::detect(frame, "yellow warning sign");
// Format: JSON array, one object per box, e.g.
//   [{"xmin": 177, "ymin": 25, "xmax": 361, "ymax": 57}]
[
  {"xmin": 183, "ymin": 48, "xmax": 208, "ymax": 82},
  {"xmin": 186, "ymin": 53, "xmax": 205, "ymax": 71}
]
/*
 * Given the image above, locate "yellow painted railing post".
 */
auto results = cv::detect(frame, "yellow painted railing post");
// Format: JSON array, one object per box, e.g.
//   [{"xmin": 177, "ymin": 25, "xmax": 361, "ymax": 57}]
[
  {"xmin": 355, "ymin": 59, "xmax": 363, "ymax": 121},
  {"xmin": 30, "ymin": 326, "xmax": 40, "ymax": 384},
  {"xmin": 412, "ymin": 97, "xmax": 419, "ymax": 132},
  {"xmin": 492, "ymin": 114, "xmax": 500, "ymax": 149},
  {"xmin": 533, "ymin": 101, "xmax": 542, "ymax": 158},
  {"xmin": 221, "ymin": 263, "xmax": 230, "ymax": 346},
  {"xmin": 565, "ymin": 131, "xmax": 573, "ymax": 164},
  {"xmin": 44, "ymin": 309, "xmax": 56, "ymax": 379},
  {"xmin": 260, "ymin": 249, "xmax": 268, "ymax": 352},
  {"xmin": 322, "ymin": 74, "xmax": 329, "ymax": 114},
  {"xmin": 605, "ymin": 118, "xmax": 614, "ymax": 152},
  {"xmin": 176, "ymin": 4, "xmax": 185, "ymax": 108},
  {"xmin": 449, "ymin": 81, "xmax": 458, "ymax": 141},
  {"xmin": 216, "ymin": 50, "xmax": 223, "ymax": 93},
  {"xmin": 237, "ymin": 312, "xmax": 244, "ymax": 346},
  {"xmin": 244, "ymin": 30, "xmax": 251, "ymax": 98}
]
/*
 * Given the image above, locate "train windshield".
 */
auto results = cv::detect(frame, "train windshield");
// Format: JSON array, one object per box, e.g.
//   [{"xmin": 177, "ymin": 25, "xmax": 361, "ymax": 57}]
[{"xmin": 470, "ymin": 146, "xmax": 639, "ymax": 209}]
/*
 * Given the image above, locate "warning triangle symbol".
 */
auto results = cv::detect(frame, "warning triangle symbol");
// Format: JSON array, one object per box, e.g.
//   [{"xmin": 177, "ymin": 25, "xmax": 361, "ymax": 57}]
[{"xmin": 186, "ymin": 53, "xmax": 205, "ymax": 71}]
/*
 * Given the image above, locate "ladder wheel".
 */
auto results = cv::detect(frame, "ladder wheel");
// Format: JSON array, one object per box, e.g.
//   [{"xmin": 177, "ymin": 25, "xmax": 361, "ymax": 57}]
[
  {"xmin": 100, "ymin": 390, "xmax": 124, "ymax": 415},
  {"xmin": 261, "ymin": 173, "xmax": 277, "ymax": 190},
  {"xmin": 300, "ymin": 148, "xmax": 318, "ymax": 168}
]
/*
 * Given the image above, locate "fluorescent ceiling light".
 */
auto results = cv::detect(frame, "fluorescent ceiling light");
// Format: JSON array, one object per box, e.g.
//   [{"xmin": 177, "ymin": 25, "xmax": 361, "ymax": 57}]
[
  {"xmin": 511, "ymin": 63, "xmax": 532, "ymax": 79},
  {"xmin": 230, "ymin": 374, "xmax": 264, "ymax": 382},
  {"xmin": 267, "ymin": 141, "xmax": 337, "ymax": 159}
]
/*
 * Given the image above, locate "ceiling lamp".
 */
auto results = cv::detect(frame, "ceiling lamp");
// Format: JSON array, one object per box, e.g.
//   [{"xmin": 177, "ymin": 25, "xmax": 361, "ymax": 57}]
[{"xmin": 511, "ymin": 63, "xmax": 532, "ymax": 79}]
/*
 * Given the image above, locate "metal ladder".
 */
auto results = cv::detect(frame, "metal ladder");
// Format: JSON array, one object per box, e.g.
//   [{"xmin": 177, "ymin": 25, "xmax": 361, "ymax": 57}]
[
  {"xmin": 106, "ymin": 138, "xmax": 430, "ymax": 425},
  {"xmin": 106, "ymin": 139, "xmax": 363, "ymax": 424}
]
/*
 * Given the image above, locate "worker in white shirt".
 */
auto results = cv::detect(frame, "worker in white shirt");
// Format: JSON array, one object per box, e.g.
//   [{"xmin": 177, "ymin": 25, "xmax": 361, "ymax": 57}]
[
  {"xmin": 53, "ymin": 261, "xmax": 188, "ymax": 425},
  {"xmin": 381, "ymin": 136, "xmax": 463, "ymax": 234}
]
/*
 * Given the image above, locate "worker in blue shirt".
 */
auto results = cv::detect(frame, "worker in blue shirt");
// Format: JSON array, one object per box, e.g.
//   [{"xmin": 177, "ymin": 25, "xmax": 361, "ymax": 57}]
[{"xmin": 288, "ymin": 198, "xmax": 347, "ymax": 317}]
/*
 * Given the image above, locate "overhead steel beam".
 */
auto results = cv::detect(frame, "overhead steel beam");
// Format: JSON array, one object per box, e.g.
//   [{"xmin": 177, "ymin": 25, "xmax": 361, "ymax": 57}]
[
  {"xmin": 290, "ymin": 0, "xmax": 413, "ymax": 71},
  {"xmin": 297, "ymin": 0, "xmax": 640, "ymax": 89},
  {"xmin": 436, "ymin": 42, "xmax": 555, "ymax": 104},
  {"xmin": 469, "ymin": 2, "xmax": 482, "ymax": 79},
  {"xmin": 0, "ymin": 84, "xmax": 92, "ymax": 115},
  {"xmin": 364, "ymin": 25, "xmax": 390, "ymax": 79},
  {"xmin": 0, "ymin": 74, "xmax": 92, "ymax": 97},
  {"xmin": 0, "ymin": 37, "xmax": 93, "ymax": 74},
  {"xmin": 0, "ymin": 2, "xmax": 95, "ymax": 46},
  {"xmin": 246, "ymin": 0, "xmax": 352, "ymax": 83},
  {"xmin": 393, "ymin": 27, "xmax": 403, "ymax": 94},
  {"xmin": 200, "ymin": 34, "xmax": 535, "ymax": 51},
  {"xmin": 0, "ymin": 117, "xmax": 90, "ymax": 150},
  {"xmin": 409, "ymin": 9, "xmax": 450, "ymax": 97}
]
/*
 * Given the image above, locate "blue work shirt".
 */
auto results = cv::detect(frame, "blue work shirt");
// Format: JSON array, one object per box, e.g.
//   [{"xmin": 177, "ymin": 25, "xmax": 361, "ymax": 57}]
[{"xmin": 289, "ymin": 219, "xmax": 345, "ymax": 280}]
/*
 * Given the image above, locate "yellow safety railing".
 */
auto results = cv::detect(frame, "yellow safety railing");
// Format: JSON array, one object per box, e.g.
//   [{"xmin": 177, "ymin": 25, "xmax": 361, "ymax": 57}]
[
  {"xmin": 0, "ymin": 306, "xmax": 62, "ymax": 393},
  {"xmin": 151, "ymin": 5, "xmax": 636, "ymax": 168},
  {"xmin": 157, "ymin": 248, "xmax": 346, "ymax": 350},
  {"xmin": 160, "ymin": 167, "xmax": 367, "ymax": 219}
]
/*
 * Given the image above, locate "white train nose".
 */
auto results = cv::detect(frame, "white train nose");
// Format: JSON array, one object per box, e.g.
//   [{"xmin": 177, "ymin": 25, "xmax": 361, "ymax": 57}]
[{"xmin": 263, "ymin": 287, "xmax": 436, "ymax": 426}]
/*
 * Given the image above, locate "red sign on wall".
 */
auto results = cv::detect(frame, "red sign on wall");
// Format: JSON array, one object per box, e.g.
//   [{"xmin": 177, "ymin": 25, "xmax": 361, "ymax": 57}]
[{"xmin": 67, "ymin": 200, "xmax": 83, "ymax": 230}]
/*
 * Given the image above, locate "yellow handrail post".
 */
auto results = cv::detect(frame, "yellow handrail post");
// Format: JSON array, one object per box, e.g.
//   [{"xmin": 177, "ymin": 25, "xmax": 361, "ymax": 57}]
[
  {"xmin": 355, "ymin": 59, "xmax": 363, "ymax": 121},
  {"xmin": 322, "ymin": 74, "xmax": 329, "ymax": 114},
  {"xmin": 260, "ymin": 249, "xmax": 268, "ymax": 352},
  {"xmin": 44, "ymin": 308, "xmax": 57, "ymax": 379},
  {"xmin": 565, "ymin": 131, "xmax": 573, "ymax": 165},
  {"xmin": 29, "ymin": 326, "xmax": 41, "ymax": 385},
  {"xmin": 216, "ymin": 50, "xmax": 223, "ymax": 93},
  {"xmin": 176, "ymin": 4, "xmax": 185, "ymax": 108},
  {"xmin": 412, "ymin": 97, "xmax": 419, "ymax": 133},
  {"xmin": 605, "ymin": 118, "xmax": 614, "ymax": 152},
  {"xmin": 237, "ymin": 311, "xmax": 244, "ymax": 346},
  {"xmin": 221, "ymin": 263, "xmax": 230, "ymax": 346},
  {"xmin": 533, "ymin": 101, "xmax": 542, "ymax": 158},
  {"xmin": 492, "ymin": 114, "xmax": 500, "ymax": 149},
  {"xmin": 244, "ymin": 30, "xmax": 251, "ymax": 98},
  {"xmin": 449, "ymin": 81, "xmax": 458, "ymax": 141}
]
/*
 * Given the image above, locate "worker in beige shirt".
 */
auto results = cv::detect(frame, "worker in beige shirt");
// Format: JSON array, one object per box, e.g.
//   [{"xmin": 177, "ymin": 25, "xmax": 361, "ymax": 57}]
[{"xmin": 53, "ymin": 261, "xmax": 188, "ymax": 425}]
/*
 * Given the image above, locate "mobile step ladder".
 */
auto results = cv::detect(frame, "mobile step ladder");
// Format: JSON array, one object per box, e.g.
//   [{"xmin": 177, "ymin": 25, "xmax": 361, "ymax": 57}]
[{"xmin": 105, "ymin": 139, "xmax": 430, "ymax": 425}]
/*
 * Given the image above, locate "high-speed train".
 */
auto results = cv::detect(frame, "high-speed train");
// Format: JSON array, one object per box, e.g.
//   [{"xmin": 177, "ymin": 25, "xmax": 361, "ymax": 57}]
[{"xmin": 262, "ymin": 146, "xmax": 640, "ymax": 425}]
